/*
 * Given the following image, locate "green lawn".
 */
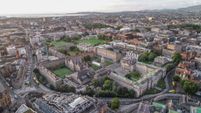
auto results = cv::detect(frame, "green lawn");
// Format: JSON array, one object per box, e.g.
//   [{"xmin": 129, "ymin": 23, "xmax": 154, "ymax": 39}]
[
  {"xmin": 78, "ymin": 38, "xmax": 106, "ymax": 46},
  {"xmin": 91, "ymin": 64, "xmax": 101, "ymax": 71},
  {"xmin": 157, "ymin": 79, "xmax": 166, "ymax": 89},
  {"xmin": 53, "ymin": 67, "xmax": 73, "ymax": 78},
  {"xmin": 92, "ymin": 56, "xmax": 101, "ymax": 62},
  {"xmin": 104, "ymin": 60, "xmax": 113, "ymax": 66},
  {"xmin": 50, "ymin": 40, "xmax": 67, "ymax": 48},
  {"xmin": 125, "ymin": 71, "xmax": 141, "ymax": 82},
  {"xmin": 68, "ymin": 51, "xmax": 80, "ymax": 56}
]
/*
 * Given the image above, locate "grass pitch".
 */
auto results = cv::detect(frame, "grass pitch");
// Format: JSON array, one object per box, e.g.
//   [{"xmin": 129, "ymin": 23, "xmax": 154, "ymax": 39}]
[{"xmin": 53, "ymin": 67, "xmax": 73, "ymax": 78}]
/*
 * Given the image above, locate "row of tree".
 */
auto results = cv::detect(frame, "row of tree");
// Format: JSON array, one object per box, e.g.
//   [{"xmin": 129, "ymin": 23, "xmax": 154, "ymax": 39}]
[
  {"xmin": 173, "ymin": 75, "xmax": 199, "ymax": 95},
  {"xmin": 84, "ymin": 23, "xmax": 112, "ymax": 30},
  {"xmin": 138, "ymin": 51, "xmax": 158, "ymax": 64},
  {"xmin": 83, "ymin": 77, "xmax": 136, "ymax": 98}
]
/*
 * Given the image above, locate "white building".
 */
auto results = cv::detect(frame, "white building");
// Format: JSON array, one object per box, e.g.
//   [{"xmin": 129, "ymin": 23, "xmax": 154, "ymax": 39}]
[{"xmin": 6, "ymin": 45, "xmax": 16, "ymax": 56}]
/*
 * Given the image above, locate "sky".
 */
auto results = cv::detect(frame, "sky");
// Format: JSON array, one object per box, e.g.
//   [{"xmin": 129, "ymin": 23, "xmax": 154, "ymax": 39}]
[{"xmin": 0, "ymin": 0, "xmax": 201, "ymax": 15}]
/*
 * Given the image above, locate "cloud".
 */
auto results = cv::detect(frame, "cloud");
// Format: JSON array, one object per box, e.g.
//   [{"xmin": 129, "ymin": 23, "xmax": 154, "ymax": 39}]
[{"xmin": 0, "ymin": 0, "xmax": 200, "ymax": 15}]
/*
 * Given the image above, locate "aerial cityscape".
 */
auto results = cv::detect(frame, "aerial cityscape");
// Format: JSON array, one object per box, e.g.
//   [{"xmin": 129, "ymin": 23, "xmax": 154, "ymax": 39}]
[{"xmin": 0, "ymin": 1, "xmax": 201, "ymax": 113}]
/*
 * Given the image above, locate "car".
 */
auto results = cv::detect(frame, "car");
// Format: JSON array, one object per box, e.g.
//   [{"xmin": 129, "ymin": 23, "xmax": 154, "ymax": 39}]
[
  {"xmin": 25, "ymin": 81, "xmax": 30, "ymax": 85},
  {"xmin": 33, "ymin": 77, "xmax": 39, "ymax": 84},
  {"xmin": 14, "ymin": 95, "xmax": 18, "ymax": 99},
  {"xmin": 172, "ymin": 81, "xmax": 176, "ymax": 87}
]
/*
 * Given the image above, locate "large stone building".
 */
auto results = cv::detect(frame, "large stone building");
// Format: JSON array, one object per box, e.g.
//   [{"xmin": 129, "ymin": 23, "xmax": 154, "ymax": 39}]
[
  {"xmin": 37, "ymin": 57, "xmax": 88, "ymax": 88},
  {"xmin": 38, "ymin": 64, "xmax": 63, "ymax": 88},
  {"xmin": 95, "ymin": 46, "xmax": 122, "ymax": 62},
  {"xmin": 70, "ymin": 69, "xmax": 95, "ymax": 85},
  {"xmin": 65, "ymin": 57, "xmax": 87, "ymax": 72},
  {"xmin": 120, "ymin": 51, "xmax": 137, "ymax": 71},
  {"xmin": 110, "ymin": 62, "xmax": 166, "ymax": 97},
  {"xmin": 0, "ymin": 82, "xmax": 11, "ymax": 111}
]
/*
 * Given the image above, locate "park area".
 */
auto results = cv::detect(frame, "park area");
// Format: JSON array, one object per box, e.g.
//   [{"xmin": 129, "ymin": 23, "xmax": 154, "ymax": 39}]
[
  {"xmin": 48, "ymin": 40, "xmax": 74, "ymax": 49},
  {"xmin": 53, "ymin": 66, "xmax": 73, "ymax": 79},
  {"xmin": 78, "ymin": 38, "xmax": 106, "ymax": 46},
  {"xmin": 50, "ymin": 40, "xmax": 66, "ymax": 48}
]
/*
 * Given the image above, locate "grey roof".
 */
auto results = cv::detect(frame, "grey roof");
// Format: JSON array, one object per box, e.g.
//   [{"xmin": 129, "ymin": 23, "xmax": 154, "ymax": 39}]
[
  {"xmin": 0, "ymin": 82, "xmax": 5, "ymax": 92},
  {"xmin": 77, "ymin": 69, "xmax": 95, "ymax": 83}
]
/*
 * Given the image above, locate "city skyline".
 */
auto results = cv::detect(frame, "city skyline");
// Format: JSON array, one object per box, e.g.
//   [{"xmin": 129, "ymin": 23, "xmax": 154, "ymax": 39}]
[{"xmin": 0, "ymin": 0, "xmax": 201, "ymax": 15}]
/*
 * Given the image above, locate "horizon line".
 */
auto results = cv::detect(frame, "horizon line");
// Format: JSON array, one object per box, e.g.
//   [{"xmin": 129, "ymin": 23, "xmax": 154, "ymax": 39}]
[{"xmin": 0, "ymin": 4, "xmax": 200, "ymax": 18}]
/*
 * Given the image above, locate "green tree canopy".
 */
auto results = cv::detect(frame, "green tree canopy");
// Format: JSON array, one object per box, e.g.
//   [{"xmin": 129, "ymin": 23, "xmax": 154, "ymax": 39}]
[
  {"xmin": 111, "ymin": 97, "xmax": 120, "ymax": 110},
  {"xmin": 181, "ymin": 80, "xmax": 199, "ymax": 95},
  {"xmin": 83, "ymin": 55, "xmax": 91, "ymax": 62},
  {"xmin": 138, "ymin": 51, "xmax": 157, "ymax": 64},
  {"xmin": 172, "ymin": 52, "xmax": 182, "ymax": 64},
  {"xmin": 103, "ymin": 79, "xmax": 112, "ymax": 90},
  {"xmin": 173, "ymin": 75, "xmax": 181, "ymax": 82}
]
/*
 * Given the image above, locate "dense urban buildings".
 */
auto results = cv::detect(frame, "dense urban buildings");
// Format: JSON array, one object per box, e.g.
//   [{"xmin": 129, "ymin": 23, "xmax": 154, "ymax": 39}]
[{"xmin": 0, "ymin": 3, "xmax": 201, "ymax": 113}]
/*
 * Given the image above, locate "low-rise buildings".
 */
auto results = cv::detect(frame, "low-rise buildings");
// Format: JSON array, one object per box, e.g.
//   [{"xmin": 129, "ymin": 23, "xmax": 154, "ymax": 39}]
[
  {"xmin": 0, "ymin": 82, "xmax": 11, "ymax": 110},
  {"xmin": 34, "ymin": 93, "xmax": 97, "ymax": 113},
  {"xmin": 15, "ymin": 104, "xmax": 36, "ymax": 113},
  {"xmin": 154, "ymin": 56, "xmax": 172, "ymax": 67}
]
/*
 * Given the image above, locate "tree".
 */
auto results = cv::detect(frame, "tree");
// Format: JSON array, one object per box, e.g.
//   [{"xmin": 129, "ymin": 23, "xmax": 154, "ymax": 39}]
[
  {"xmin": 173, "ymin": 75, "xmax": 181, "ymax": 82},
  {"xmin": 181, "ymin": 80, "xmax": 199, "ymax": 95},
  {"xmin": 85, "ymin": 86, "xmax": 95, "ymax": 96},
  {"xmin": 128, "ymin": 89, "xmax": 135, "ymax": 98},
  {"xmin": 103, "ymin": 80, "xmax": 112, "ymax": 90},
  {"xmin": 58, "ymin": 84, "xmax": 76, "ymax": 93},
  {"xmin": 172, "ymin": 53, "xmax": 182, "ymax": 64},
  {"xmin": 83, "ymin": 55, "xmax": 91, "ymax": 62},
  {"xmin": 165, "ymin": 63, "xmax": 175, "ymax": 72},
  {"xmin": 148, "ymin": 52, "xmax": 157, "ymax": 61},
  {"xmin": 96, "ymin": 90, "xmax": 117, "ymax": 97},
  {"xmin": 69, "ymin": 46, "xmax": 79, "ymax": 51},
  {"xmin": 92, "ymin": 79, "xmax": 100, "ymax": 87},
  {"xmin": 111, "ymin": 98, "xmax": 120, "ymax": 110},
  {"xmin": 138, "ymin": 51, "xmax": 157, "ymax": 63}
]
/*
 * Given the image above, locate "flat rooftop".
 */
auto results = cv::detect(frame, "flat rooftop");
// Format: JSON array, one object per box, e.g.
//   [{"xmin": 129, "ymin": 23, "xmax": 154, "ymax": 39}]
[{"xmin": 0, "ymin": 81, "xmax": 5, "ymax": 92}]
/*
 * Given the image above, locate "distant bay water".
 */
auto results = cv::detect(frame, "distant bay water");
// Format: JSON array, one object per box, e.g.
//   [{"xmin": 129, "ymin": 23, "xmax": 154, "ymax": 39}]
[{"xmin": 3, "ymin": 13, "xmax": 88, "ymax": 18}]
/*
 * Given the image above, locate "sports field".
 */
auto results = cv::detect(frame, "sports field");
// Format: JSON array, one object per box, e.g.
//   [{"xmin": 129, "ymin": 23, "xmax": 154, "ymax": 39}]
[
  {"xmin": 78, "ymin": 38, "xmax": 106, "ymax": 46},
  {"xmin": 53, "ymin": 67, "xmax": 73, "ymax": 78}
]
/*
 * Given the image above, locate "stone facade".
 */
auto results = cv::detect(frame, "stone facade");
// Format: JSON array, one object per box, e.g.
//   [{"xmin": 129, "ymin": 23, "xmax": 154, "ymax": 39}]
[
  {"xmin": 121, "ymin": 57, "xmax": 136, "ymax": 72},
  {"xmin": 0, "ymin": 82, "xmax": 11, "ymax": 110},
  {"xmin": 65, "ymin": 57, "xmax": 87, "ymax": 72},
  {"xmin": 49, "ymin": 48, "xmax": 65, "ymax": 59},
  {"xmin": 108, "ymin": 62, "xmax": 166, "ymax": 97},
  {"xmin": 96, "ymin": 47, "xmax": 122, "ymax": 62},
  {"xmin": 37, "ymin": 64, "xmax": 62, "ymax": 88},
  {"xmin": 121, "ymin": 51, "xmax": 138, "ymax": 71}
]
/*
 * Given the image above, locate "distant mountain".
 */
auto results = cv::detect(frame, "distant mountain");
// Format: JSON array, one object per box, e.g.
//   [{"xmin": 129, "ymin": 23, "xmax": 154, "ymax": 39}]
[
  {"xmin": 177, "ymin": 5, "xmax": 201, "ymax": 13},
  {"xmin": 77, "ymin": 5, "xmax": 201, "ymax": 16}
]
